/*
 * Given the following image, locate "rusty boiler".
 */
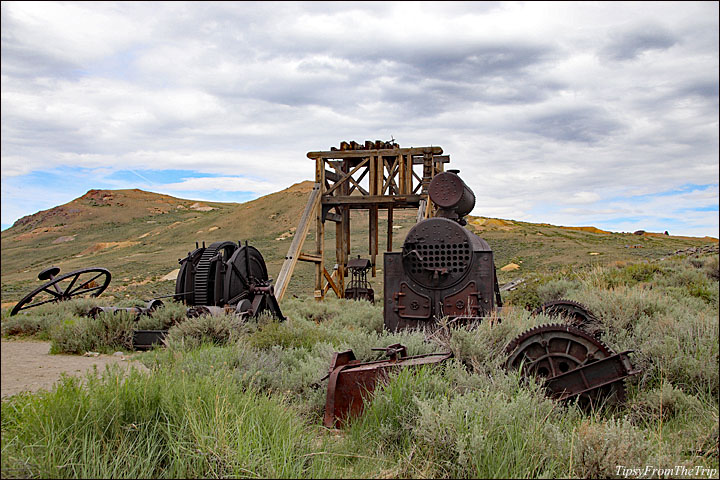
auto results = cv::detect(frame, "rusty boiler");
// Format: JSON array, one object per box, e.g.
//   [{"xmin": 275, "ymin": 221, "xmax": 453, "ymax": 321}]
[{"xmin": 383, "ymin": 170, "xmax": 502, "ymax": 331}]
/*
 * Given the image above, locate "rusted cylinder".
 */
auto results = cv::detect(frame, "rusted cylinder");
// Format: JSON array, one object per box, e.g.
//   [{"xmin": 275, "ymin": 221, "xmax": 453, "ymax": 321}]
[
  {"xmin": 88, "ymin": 306, "xmax": 144, "ymax": 318},
  {"xmin": 186, "ymin": 305, "xmax": 235, "ymax": 318},
  {"xmin": 87, "ymin": 299, "xmax": 163, "ymax": 319},
  {"xmin": 428, "ymin": 170, "xmax": 475, "ymax": 217}
]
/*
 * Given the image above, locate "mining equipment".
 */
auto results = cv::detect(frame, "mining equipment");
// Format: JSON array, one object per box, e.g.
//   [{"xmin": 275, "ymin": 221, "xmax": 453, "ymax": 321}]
[{"xmin": 344, "ymin": 256, "xmax": 374, "ymax": 303}]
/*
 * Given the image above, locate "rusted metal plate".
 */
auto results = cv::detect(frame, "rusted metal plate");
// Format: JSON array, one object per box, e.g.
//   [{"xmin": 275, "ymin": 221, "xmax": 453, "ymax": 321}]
[
  {"xmin": 132, "ymin": 330, "xmax": 168, "ymax": 350},
  {"xmin": 323, "ymin": 344, "xmax": 452, "ymax": 428}
]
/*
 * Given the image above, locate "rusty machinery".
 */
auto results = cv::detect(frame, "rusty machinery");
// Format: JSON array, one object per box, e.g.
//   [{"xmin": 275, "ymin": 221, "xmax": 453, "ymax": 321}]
[
  {"xmin": 319, "ymin": 169, "xmax": 642, "ymax": 428},
  {"xmin": 175, "ymin": 240, "xmax": 285, "ymax": 321},
  {"xmin": 383, "ymin": 170, "xmax": 502, "ymax": 331},
  {"xmin": 10, "ymin": 266, "xmax": 111, "ymax": 316},
  {"xmin": 78, "ymin": 240, "xmax": 286, "ymax": 350},
  {"xmin": 504, "ymin": 324, "xmax": 639, "ymax": 405},
  {"xmin": 344, "ymin": 256, "xmax": 374, "ymax": 303}
]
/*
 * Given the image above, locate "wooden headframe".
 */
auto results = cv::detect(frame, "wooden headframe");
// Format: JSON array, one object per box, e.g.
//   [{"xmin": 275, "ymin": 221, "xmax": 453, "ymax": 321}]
[{"xmin": 274, "ymin": 142, "xmax": 449, "ymax": 301}]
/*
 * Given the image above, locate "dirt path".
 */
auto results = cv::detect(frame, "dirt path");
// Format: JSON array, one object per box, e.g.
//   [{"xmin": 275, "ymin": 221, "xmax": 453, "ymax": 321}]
[{"xmin": 1, "ymin": 339, "xmax": 148, "ymax": 398}]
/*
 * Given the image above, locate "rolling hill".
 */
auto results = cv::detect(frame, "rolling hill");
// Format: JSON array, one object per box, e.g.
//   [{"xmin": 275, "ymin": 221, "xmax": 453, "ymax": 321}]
[{"xmin": 2, "ymin": 183, "xmax": 717, "ymax": 306}]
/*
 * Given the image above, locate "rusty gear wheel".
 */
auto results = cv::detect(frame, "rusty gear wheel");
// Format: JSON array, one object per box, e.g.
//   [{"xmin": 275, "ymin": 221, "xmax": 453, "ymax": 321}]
[
  {"xmin": 504, "ymin": 323, "xmax": 627, "ymax": 406},
  {"xmin": 532, "ymin": 299, "xmax": 602, "ymax": 336},
  {"xmin": 192, "ymin": 241, "xmax": 238, "ymax": 306}
]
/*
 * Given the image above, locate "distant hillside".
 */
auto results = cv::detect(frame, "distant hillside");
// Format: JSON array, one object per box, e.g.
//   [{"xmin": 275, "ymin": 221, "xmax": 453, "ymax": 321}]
[{"xmin": 1, "ymin": 183, "xmax": 716, "ymax": 305}]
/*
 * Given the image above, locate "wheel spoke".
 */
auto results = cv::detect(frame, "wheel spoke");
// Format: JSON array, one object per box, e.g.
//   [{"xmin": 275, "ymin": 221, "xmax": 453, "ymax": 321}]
[
  {"xmin": 66, "ymin": 272, "xmax": 106, "ymax": 296},
  {"xmin": 17, "ymin": 297, "xmax": 62, "ymax": 311},
  {"xmin": 62, "ymin": 273, "xmax": 81, "ymax": 296},
  {"xmin": 40, "ymin": 287, "xmax": 63, "ymax": 298}
]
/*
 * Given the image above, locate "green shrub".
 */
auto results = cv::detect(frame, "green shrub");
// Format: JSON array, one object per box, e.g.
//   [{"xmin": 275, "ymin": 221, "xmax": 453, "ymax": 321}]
[
  {"xmin": 165, "ymin": 314, "xmax": 245, "ymax": 350},
  {"xmin": 1, "ymin": 314, "xmax": 53, "ymax": 338},
  {"xmin": 536, "ymin": 279, "xmax": 580, "ymax": 304},
  {"xmin": 48, "ymin": 310, "xmax": 137, "ymax": 354},
  {"xmin": 572, "ymin": 417, "xmax": 651, "ymax": 479},
  {"xmin": 629, "ymin": 382, "xmax": 704, "ymax": 423},
  {"xmin": 505, "ymin": 283, "xmax": 542, "ymax": 310}
]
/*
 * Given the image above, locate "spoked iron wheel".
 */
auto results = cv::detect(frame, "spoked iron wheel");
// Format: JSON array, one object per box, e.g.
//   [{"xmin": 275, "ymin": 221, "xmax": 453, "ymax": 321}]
[
  {"xmin": 10, "ymin": 267, "xmax": 111, "ymax": 316},
  {"xmin": 504, "ymin": 323, "xmax": 630, "ymax": 407}
]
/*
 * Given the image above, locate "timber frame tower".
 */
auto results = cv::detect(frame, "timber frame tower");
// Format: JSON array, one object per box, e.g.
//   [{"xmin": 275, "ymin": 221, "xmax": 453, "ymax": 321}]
[{"xmin": 274, "ymin": 141, "xmax": 450, "ymax": 301}]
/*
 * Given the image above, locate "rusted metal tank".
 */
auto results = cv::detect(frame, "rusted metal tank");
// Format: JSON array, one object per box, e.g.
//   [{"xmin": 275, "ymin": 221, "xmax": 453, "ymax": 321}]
[{"xmin": 427, "ymin": 169, "xmax": 475, "ymax": 223}]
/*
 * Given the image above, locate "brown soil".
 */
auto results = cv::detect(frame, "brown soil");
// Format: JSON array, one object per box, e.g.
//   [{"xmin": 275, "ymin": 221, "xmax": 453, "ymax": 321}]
[{"xmin": 1, "ymin": 339, "xmax": 149, "ymax": 398}]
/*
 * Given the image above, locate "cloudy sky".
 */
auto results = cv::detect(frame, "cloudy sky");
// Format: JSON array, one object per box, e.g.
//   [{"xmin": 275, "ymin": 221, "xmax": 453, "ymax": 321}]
[{"xmin": 2, "ymin": 1, "xmax": 718, "ymax": 237}]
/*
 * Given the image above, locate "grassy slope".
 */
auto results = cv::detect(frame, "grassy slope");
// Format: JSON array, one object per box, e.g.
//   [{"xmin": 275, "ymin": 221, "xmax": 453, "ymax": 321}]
[
  {"xmin": 1, "ymin": 252, "xmax": 718, "ymax": 478},
  {"xmin": 2, "ymin": 184, "xmax": 716, "ymax": 306}
]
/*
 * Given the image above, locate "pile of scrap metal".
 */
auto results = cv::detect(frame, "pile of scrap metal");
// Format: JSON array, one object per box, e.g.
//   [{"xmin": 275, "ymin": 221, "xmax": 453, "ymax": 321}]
[{"xmin": 321, "ymin": 169, "xmax": 640, "ymax": 428}]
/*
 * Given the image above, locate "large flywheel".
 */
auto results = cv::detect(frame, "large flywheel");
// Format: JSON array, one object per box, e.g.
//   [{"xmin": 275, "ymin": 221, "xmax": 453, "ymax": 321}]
[
  {"xmin": 223, "ymin": 244, "xmax": 269, "ymax": 306},
  {"xmin": 504, "ymin": 324, "xmax": 639, "ymax": 406}
]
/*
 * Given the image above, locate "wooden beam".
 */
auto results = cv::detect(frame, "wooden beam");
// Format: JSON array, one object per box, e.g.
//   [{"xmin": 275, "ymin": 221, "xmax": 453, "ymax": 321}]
[
  {"xmin": 325, "ymin": 169, "xmax": 340, "ymax": 182},
  {"xmin": 307, "ymin": 146, "xmax": 443, "ymax": 159},
  {"xmin": 321, "ymin": 194, "xmax": 423, "ymax": 207},
  {"xmin": 411, "ymin": 155, "xmax": 450, "ymax": 164},
  {"xmin": 323, "ymin": 268, "xmax": 342, "ymax": 298},
  {"xmin": 335, "ymin": 209, "xmax": 344, "ymax": 293},
  {"xmin": 347, "ymin": 168, "xmax": 369, "ymax": 196},
  {"xmin": 315, "ymin": 159, "xmax": 326, "ymax": 298},
  {"xmin": 298, "ymin": 252, "xmax": 322, "ymax": 263},
  {"xmin": 416, "ymin": 198, "xmax": 427, "ymax": 223},
  {"xmin": 369, "ymin": 205, "xmax": 378, "ymax": 277},
  {"xmin": 382, "ymin": 156, "xmax": 399, "ymax": 194},
  {"xmin": 325, "ymin": 157, "xmax": 370, "ymax": 196},
  {"xmin": 412, "ymin": 169, "xmax": 423, "ymax": 194},
  {"xmin": 324, "ymin": 211, "xmax": 342, "ymax": 222},
  {"xmin": 275, "ymin": 184, "xmax": 322, "ymax": 301}
]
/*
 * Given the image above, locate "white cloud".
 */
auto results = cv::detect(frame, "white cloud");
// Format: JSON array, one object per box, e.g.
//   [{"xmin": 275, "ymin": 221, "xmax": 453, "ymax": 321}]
[{"xmin": 1, "ymin": 1, "xmax": 717, "ymax": 237}]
